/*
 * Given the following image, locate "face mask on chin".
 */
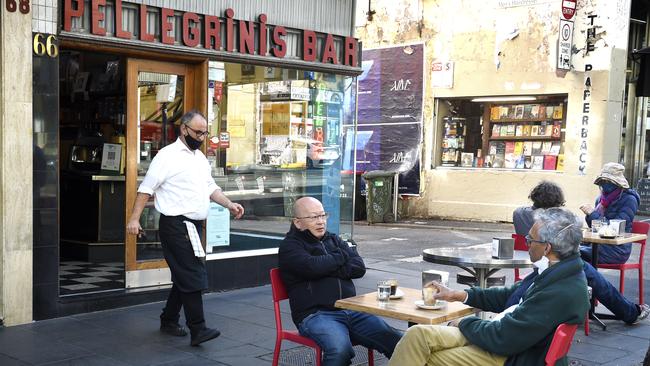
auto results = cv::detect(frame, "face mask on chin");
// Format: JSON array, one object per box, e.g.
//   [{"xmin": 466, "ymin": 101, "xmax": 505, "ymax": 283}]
[
  {"xmin": 184, "ymin": 133, "xmax": 203, "ymax": 150},
  {"xmin": 533, "ymin": 255, "xmax": 550, "ymax": 274},
  {"xmin": 600, "ymin": 182, "xmax": 618, "ymax": 194}
]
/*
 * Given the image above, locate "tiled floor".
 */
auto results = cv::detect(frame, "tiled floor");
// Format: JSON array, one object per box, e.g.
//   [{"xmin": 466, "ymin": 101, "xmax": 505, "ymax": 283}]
[{"xmin": 59, "ymin": 260, "xmax": 125, "ymax": 295}]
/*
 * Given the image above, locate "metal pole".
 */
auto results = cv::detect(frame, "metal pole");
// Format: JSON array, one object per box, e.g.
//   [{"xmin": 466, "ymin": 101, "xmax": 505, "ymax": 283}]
[{"xmin": 393, "ymin": 172, "xmax": 399, "ymax": 222}]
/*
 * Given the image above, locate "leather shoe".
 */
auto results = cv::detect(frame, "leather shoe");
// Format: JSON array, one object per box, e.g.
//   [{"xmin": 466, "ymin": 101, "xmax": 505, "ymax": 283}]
[
  {"xmin": 190, "ymin": 327, "xmax": 221, "ymax": 346},
  {"xmin": 160, "ymin": 322, "xmax": 188, "ymax": 337}
]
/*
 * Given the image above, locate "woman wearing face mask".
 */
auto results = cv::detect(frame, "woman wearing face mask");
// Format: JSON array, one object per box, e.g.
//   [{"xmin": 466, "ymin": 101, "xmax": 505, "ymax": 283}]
[{"xmin": 579, "ymin": 162, "xmax": 640, "ymax": 264}]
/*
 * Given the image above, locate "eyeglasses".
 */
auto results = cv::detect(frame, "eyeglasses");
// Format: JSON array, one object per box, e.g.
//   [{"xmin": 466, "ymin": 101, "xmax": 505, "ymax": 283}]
[
  {"xmin": 524, "ymin": 234, "xmax": 547, "ymax": 247},
  {"xmin": 295, "ymin": 213, "xmax": 329, "ymax": 222},
  {"xmin": 184, "ymin": 125, "xmax": 209, "ymax": 138}
]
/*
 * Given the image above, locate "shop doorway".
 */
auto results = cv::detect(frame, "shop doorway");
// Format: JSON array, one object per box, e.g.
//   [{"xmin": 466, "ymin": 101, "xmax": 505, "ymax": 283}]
[
  {"xmin": 124, "ymin": 59, "xmax": 207, "ymax": 289},
  {"xmin": 58, "ymin": 52, "xmax": 206, "ymax": 296}
]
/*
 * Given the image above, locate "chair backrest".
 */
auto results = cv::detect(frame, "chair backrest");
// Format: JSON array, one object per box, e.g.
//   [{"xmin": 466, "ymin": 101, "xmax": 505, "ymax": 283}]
[
  {"xmin": 512, "ymin": 233, "xmax": 528, "ymax": 251},
  {"xmin": 632, "ymin": 221, "xmax": 649, "ymax": 261},
  {"xmin": 270, "ymin": 268, "xmax": 288, "ymax": 332},
  {"xmin": 545, "ymin": 323, "xmax": 578, "ymax": 366}
]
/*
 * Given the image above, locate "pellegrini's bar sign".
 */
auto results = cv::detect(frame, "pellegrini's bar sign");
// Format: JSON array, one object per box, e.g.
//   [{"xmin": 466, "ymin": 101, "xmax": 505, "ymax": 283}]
[{"xmin": 62, "ymin": 0, "xmax": 359, "ymax": 67}]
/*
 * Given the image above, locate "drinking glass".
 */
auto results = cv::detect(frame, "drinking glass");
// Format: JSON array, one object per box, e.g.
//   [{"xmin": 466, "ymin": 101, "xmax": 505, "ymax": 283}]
[
  {"xmin": 591, "ymin": 218, "xmax": 603, "ymax": 233},
  {"xmin": 377, "ymin": 281, "xmax": 391, "ymax": 302},
  {"xmin": 387, "ymin": 279, "xmax": 398, "ymax": 296}
]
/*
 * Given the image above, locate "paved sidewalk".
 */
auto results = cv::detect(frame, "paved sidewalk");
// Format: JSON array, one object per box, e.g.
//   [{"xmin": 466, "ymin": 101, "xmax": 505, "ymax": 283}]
[{"xmin": 1, "ymin": 265, "xmax": 648, "ymax": 365}]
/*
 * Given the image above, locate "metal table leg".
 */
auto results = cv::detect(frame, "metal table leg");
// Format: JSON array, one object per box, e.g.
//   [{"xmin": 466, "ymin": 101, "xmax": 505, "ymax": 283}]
[{"xmin": 589, "ymin": 243, "xmax": 607, "ymax": 331}]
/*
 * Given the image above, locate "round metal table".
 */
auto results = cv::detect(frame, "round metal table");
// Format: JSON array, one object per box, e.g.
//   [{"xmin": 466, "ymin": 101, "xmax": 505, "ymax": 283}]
[{"xmin": 422, "ymin": 244, "xmax": 533, "ymax": 288}]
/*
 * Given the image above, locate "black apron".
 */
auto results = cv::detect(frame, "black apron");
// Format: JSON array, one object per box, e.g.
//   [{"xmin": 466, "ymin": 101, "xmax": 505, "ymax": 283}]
[{"xmin": 159, "ymin": 214, "xmax": 207, "ymax": 292}]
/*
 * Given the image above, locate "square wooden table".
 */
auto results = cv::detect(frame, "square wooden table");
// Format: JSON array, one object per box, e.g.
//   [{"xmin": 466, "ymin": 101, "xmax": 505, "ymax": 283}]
[{"xmin": 335, "ymin": 287, "xmax": 475, "ymax": 325}]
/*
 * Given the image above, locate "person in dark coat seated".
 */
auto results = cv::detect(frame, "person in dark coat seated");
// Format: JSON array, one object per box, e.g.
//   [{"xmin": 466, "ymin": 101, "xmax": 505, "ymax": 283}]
[
  {"xmin": 279, "ymin": 197, "xmax": 402, "ymax": 366},
  {"xmin": 388, "ymin": 208, "xmax": 589, "ymax": 366}
]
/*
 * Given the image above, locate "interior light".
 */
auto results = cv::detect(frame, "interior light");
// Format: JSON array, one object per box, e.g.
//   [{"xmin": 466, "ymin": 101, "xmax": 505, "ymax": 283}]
[{"xmin": 470, "ymin": 96, "xmax": 537, "ymax": 102}]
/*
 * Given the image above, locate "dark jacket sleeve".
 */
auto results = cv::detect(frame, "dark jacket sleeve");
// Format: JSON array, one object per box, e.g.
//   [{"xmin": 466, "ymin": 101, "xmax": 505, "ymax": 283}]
[
  {"xmin": 465, "ymin": 284, "xmax": 517, "ymax": 313},
  {"xmin": 459, "ymin": 288, "xmax": 566, "ymax": 356},
  {"xmin": 585, "ymin": 197, "xmax": 602, "ymax": 227},
  {"xmin": 615, "ymin": 194, "xmax": 639, "ymax": 232},
  {"xmin": 278, "ymin": 238, "xmax": 346, "ymax": 280},
  {"xmin": 333, "ymin": 237, "xmax": 366, "ymax": 279}
]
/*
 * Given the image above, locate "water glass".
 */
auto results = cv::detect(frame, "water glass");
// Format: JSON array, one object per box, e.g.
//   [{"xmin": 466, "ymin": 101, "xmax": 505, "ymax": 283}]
[
  {"xmin": 377, "ymin": 281, "xmax": 391, "ymax": 302},
  {"xmin": 591, "ymin": 218, "xmax": 603, "ymax": 233},
  {"xmin": 387, "ymin": 279, "xmax": 398, "ymax": 296}
]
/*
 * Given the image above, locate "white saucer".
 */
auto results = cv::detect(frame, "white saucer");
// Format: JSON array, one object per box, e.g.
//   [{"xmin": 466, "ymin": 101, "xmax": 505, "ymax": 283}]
[
  {"xmin": 415, "ymin": 300, "xmax": 445, "ymax": 310},
  {"xmin": 390, "ymin": 289, "xmax": 404, "ymax": 299}
]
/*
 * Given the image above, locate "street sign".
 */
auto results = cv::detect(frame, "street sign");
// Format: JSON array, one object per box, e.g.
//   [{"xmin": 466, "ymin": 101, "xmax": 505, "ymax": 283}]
[
  {"xmin": 557, "ymin": 19, "xmax": 574, "ymax": 70},
  {"xmin": 561, "ymin": 0, "xmax": 576, "ymax": 20}
]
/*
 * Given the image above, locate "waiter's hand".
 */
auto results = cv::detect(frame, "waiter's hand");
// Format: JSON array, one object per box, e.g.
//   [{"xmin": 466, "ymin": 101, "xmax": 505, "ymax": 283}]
[
  {"xmin": 228, "ymin": 202, "xmax": 245, "ymax": 219},
  {"xmin": 126, "ymin": 218, "xmax": 143, "ymax": 236}
]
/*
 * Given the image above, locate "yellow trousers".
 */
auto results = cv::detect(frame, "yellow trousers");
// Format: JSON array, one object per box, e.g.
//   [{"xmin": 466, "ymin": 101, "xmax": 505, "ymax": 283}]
[{"xmin": 388, "ymin": 325, "xmax": 507, "ymax": 366}]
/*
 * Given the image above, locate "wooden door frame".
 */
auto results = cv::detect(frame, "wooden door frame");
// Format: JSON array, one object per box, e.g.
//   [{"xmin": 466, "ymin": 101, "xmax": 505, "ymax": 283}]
[{"xmin": 125, "ymin": 58, "xmax": 207, "ymax": 272}]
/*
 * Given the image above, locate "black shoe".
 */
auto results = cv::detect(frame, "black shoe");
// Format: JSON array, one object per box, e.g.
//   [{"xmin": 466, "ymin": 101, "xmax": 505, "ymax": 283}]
[
  {"xmin": 160, "ymin": 322, "xmax": 188, "ymax": 337},
  {"xmin": 190, "ymin": 328, "xmax": 221, "ymax": 346}
]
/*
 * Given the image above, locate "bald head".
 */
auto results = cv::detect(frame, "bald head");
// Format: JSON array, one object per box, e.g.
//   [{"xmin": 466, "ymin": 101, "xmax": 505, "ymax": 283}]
[
  {"xmin": 293, "ymin": 197, "xmax": 327, "ymax": 238},
  {"xmin": 294, "ymin": 197, "xmax": 323, "ymax": 218}
]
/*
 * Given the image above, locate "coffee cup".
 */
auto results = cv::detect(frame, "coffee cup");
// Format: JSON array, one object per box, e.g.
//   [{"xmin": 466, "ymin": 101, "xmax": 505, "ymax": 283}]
[{"xmin": 387, "ymin": 279, "xmax": 398, "ymax": 296}]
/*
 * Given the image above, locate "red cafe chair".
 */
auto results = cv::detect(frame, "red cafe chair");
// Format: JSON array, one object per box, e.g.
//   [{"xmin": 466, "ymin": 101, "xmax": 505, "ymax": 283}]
[
  {"xmin": 512, "ymin": 234, "xmax": 529, "ymax": 282},
  {"xmin": 270, "ymin": 268, "xmax": 374, "ymax": 366},
  {"xmin": 596, "ymin": 221, "xmax": 648, "ymax": 304},
  {"xmin": 545, "ymin": 323, "xmax": 578, "ymax": 366}
]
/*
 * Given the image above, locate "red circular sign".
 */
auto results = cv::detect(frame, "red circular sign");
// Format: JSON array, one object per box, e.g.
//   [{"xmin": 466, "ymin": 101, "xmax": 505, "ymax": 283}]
[{"xmin": 562, "ymin": 0, "xmax": 576, "ymax": 20}]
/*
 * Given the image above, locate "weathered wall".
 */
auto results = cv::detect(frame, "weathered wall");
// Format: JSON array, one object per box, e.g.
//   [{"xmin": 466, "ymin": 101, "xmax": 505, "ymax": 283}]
[
  {"xmin": 355, "ymin": 0, "xmax": 632, "ymax": 222},
  {"xmin": 0, "ymin": 6, "xmax": 34, "ymax": 325}
]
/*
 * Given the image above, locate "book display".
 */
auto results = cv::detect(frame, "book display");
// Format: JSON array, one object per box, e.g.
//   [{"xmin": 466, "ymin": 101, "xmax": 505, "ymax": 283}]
[
  {"xmin": 484, "ymin": 101, "xmax": 565, "ymax": 171},
  {"xmin": 441, "ymin": 117, "xmax": 466, "ymax": 166}
]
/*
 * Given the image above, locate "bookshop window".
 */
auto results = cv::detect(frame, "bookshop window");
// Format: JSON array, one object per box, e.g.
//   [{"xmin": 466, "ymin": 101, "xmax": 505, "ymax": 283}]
[
  {"xmin": 205, "ymin": 62, "xmax": 357, "ymax": 255},
  {"xmin": 438, "ymin": 95, "xmax": 567, "ymax": 171}
]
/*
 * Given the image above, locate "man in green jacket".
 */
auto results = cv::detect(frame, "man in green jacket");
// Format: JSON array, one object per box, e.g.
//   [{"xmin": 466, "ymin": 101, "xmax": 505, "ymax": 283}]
[{"xmin": 389, "ymin": 207, "xmax": 590, "ymax": 366}]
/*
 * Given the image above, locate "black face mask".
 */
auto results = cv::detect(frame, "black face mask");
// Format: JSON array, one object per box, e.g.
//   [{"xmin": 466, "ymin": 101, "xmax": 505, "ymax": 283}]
[{"xmin": 184, "ymin": 133, "xmax": 203, "ymax": 150}]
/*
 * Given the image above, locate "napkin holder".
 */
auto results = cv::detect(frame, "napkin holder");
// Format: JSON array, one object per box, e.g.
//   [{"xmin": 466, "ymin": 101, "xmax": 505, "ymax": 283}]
[
  {"xmin": 609, "ymin": 219, "xmax": 625, "ymax": 236},
  {"xmin": 422, "ymin": 270, "xmax": 449, "ymax": 293},
  {"xmin": 492, "ymin": 237, "xmax": 514, "ymax": 259}
]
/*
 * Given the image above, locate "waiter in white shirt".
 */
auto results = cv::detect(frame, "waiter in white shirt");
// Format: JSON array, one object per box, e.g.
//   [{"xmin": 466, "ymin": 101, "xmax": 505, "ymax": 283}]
[{"xmin": 126, "ymin": 110, "xmax": 244, "ymax": 347}]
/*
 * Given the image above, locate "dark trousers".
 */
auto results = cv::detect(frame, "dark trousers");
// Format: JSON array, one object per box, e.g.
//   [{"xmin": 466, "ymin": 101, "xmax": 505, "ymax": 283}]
[{"xmin": 160, "ymin": 284, "xmax": 206, "ymax": 331}]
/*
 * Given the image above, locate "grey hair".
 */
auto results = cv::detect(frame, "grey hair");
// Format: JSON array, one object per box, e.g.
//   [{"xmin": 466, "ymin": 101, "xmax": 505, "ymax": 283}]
[
  {"xmin": 180, "ymin": 110, "xmax": 206, "ymax": 126},
  {"xmin": 533, "ymin": 207, "xmax": 583, "ymax": 260}
]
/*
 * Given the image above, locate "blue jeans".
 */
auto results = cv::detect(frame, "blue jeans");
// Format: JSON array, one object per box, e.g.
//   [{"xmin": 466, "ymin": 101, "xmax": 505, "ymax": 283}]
[
  {"xmin": 298, "ymin": 310, "xmax": 403, "ymax": 366},
  {"xmin": 582, "ymin": 261, "xmax": 639, "ymax": 323},
  {"xmin": 580, "ymin": 244, "xmax": 631, "ymax": 264}
]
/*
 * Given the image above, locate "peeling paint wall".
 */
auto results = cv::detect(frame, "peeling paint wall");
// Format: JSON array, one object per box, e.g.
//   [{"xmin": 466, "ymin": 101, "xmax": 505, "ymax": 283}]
[{"xmin": 355, "ymin": 0, "xmax": 632, "ymax": 222}]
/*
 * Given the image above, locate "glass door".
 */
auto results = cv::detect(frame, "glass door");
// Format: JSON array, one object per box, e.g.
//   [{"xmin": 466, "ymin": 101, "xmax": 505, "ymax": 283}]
[{"xmin": 125, "ymin": 58, "xmax": 207, "ymax": 288}]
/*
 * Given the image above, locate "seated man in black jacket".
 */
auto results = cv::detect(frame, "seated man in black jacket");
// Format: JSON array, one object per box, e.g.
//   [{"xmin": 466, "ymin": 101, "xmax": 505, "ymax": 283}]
[{"xmin": 279, "ymin": 197, "xmax": 402, "ymax": 366}]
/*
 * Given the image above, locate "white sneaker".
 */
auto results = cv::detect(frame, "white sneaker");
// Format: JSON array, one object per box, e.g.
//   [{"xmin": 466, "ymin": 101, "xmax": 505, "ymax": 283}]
[{"xmin": 635, "ymin": 304, "xmax": 650, "ymax": 324}]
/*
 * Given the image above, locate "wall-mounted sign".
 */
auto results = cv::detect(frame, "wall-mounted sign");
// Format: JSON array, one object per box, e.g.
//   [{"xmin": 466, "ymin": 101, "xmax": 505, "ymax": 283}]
[
  {"xmin": 431, "ymin": 60, "xmax": 454, "ymax": 88},
  {"xmin": 33, "ymin": 33, "xmax": 58, "ymax": 57},
  {"xmin": 219, "ymin": 132, "xmax": 230, "ymax": 148},
  {"xmin": 557, "ymin": 19, "xmax": 573, "ymax": 70},
  {"xmin": 62, "ymin": 0, "xmax": 360, "ymax": 67},
  {"xmin": 561, "ymin": 0, "xmax": 576, "ymax": 20}
]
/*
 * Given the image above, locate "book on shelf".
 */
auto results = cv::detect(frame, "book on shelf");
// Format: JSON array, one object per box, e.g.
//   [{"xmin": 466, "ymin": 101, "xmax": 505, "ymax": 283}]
[
  {"xmin": 544, "ymin": 122, "xmax": 553, "ymax": 136},
  {"xmin": 550, "ymin": 142, "xmax": 561, "ymax": 155},
  {"xmin": 556, "ymin": 154, "xmax": 565, "ymax": 171},
  {"xmin": 546, "ymin": 106, "xmax": 554, "ymax": 119},
  {"xmin": 488, "ymin": 141, "xmax": 498, "ymax": 155},
  {"xmin": 514, "ymin": 141, "xmax": 523, "ymax": 155},
  {"xmin": 551, "ymin": 122, "xmax": 561, "ymax": 138},
  {"xmin": 493, "ymin": 154, "xmax": 505, "ymax": 168},
  {"xmin": 522, "ymin": 124, "xmax": 531, "ymax": 136},
  {"xmin": 538, "ymin": 105, "xmax": 547, "ymax": 119},
  {"xmin": 541, "ymin": 141, "xmax": 552, "ymax": 154},
  {"xmin": 532, "ymin": 155, "xmax": 544, "ymax": 170},
  {"xmin": 505, "ymin": 141, "xmax": 515, "ymax": 154},
  {"xmin": 531, "ymin": 104, "xmax": 540, "ymax": 118},
  {"xmin": 538, "ymin": 121, "xmax": 547, "ymax": 136},
  {"xmin": 500, "ymin": 106, "xmax": 509, "ymax": 119},
  {"xmin": 495, "ymin": 141, "xmax": 506, "ymax": 156},
  {"xmin": 543, "ymin": 155, "xmax": 557, "ymax": 170},
  {"xmin": 552, "ymin": 105, "xmax": 563, "ymax": 119},
  {"xmin": 531, "ymin": 141, "xmax": 542, "ymax": 155},
  {"xmin": 500, "ymin": 124, "xmax": 509, "ymax": 136},
  {"xmin": 531, "ymin": 125, "xmax": 539, "ymax": 136},
  {"xmin": 523, "ymin": 105, "xmax": 533, "ymax": 119},
  {"xmin": 485, "ymin": 155, "xmax": 494, "ymax": 168},
  {"xmin": 507, "ymin": 106, "xmax": 516, "ymax": 119},
  {"xmin": 491, "ymin": 106, "xmax": 500, "ymax": 120},
  {"xmin": 506, "ymin": 124, "xmax": 516, "ymax": 136},
  {"xmin": 515, "ymin": 105, "xmax": 524, "ymax": 119},
  {"xmin": 461, "ymin": 152, "xmax": 474, "ymax": 167},
  {"xmin": 492, "ymin": 124, "xmax": 500, "ymax": 137},
  {"xmin": 505, "ymin": 153, "xmax": 517, "ymax": 169},
  {"xmin": 523, "ymin": 141, "xmax": 533, "ymax": 156},
  {"xmin": 524, "ymin": 156, "xmax": 533, "ymax": 169},
  {"xmin": 515, "ymin": 155, "xmax": 525, "ymax": 169},
  {"xmin": 515, "ymin": 125, "xmax": 523, "ymax": 136}
]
